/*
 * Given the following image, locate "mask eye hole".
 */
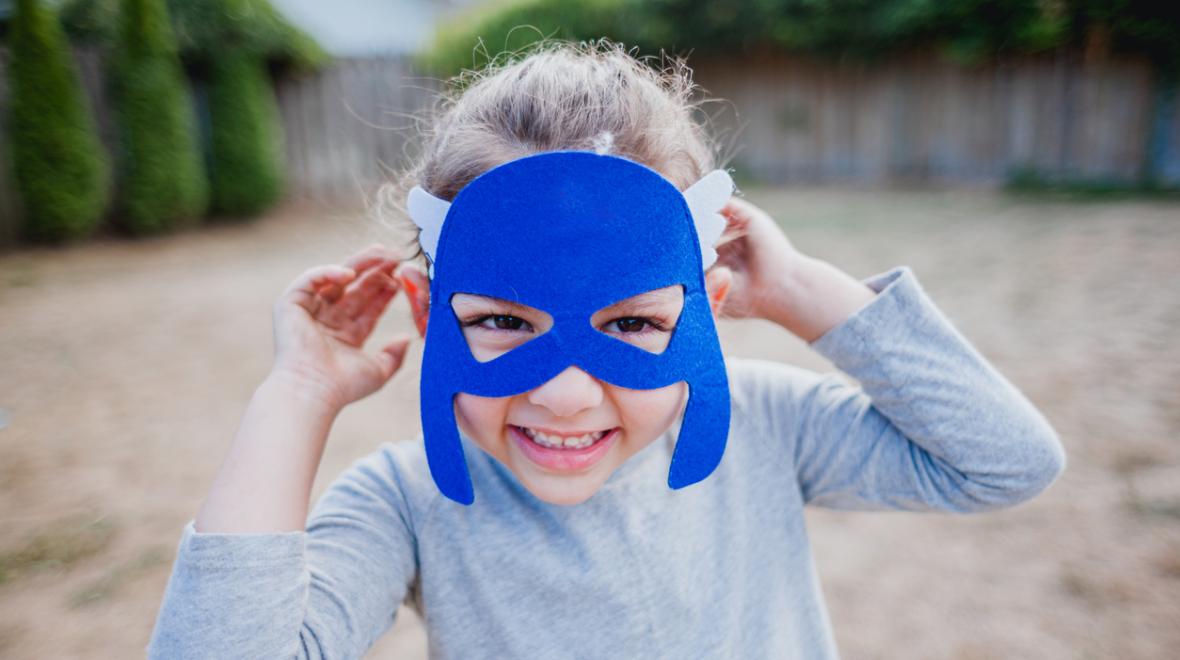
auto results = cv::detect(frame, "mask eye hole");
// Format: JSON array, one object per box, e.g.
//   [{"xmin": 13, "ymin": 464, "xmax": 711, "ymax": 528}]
[
  {"xmin": 589, "ymin": 285, "xmax": 684, "ymax": 355},
  {"xmin": 451, "ymin": 293, "xmax": 553, "ymax": 362}
]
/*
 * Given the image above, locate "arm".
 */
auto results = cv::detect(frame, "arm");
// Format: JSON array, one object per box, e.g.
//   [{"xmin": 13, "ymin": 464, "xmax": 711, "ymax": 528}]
[
  {"xmin": 195, "ymin": 244, "xmax": 410, "ymax": 534},
  {"xmin": 148, "ymin": 245, "xmax": 419, "ymax": 658},
  {"xmin": 714, "ymin": 200, "xmax": 1065, "ymax": 512},
  {"xmin": 148, "ymin": 441, "xmax": 420, "ymax": 659},
  {"xmin": 790, "ymin": 265, "xmax": 1065, "ymax": 511},
  {"xmin": 193, "ymin": 375, "xmax": 340, "ymax": 535}
]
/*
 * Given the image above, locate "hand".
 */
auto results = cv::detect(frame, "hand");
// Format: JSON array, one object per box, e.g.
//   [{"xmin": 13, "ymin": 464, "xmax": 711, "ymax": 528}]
[
  {"xmin": 269, "ymin": 244, "xmax": 413, "ymax": 414},
  {"xmin": 711, "ymin": 197, "xmax": 876, "ymax": 342},
  {"xmin": 710, "ymin": 197, "xmax": 810, "ymax": 322}
]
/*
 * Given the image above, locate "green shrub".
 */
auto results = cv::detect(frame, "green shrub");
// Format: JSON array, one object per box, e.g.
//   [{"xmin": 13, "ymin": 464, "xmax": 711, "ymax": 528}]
[
  {"xmin": 62, "ymin": 0, "xmax": 326, "ymax": 221},
  {"xmin": 108, "ymin": 0, "xmax": 208, "ymax": 234},
  {"xmin": 1005, "ymin": 166, "xmax": 1180, "ymax": 199},
  {"xmin": 61, "ymin": 0, "xmax": 330, "ymax": 72},
  {"xmin": 164, "ymin": 0, "xmax": 329, "ymax": 72},
  {"xmin": 420, "ymin": 0, "xmax": 1180, "ymax": 77},
  {"xmin": 421, "ymin": 0, "xmax": 653, "ymax": 76},
  {"xmin": 419, "ymin": 0, "xmax": 1068, "ymax": 76},
  {"xmin": 6, "ymin": 0, "xmax": 111, "ymax": 243},
  {"xmin": 206, "ymin": 49, "xmax": 284, "ymax": 216}
]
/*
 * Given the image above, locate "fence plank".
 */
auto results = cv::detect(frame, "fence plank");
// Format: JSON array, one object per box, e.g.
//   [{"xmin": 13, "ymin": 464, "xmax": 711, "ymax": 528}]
[
  {"xmin": 0, "ymin": 49, "xmax": 19, "ymax": 248},
  {"xmin": 2, "ymin": 51, "xmax": 1177, "ymax": 249}
]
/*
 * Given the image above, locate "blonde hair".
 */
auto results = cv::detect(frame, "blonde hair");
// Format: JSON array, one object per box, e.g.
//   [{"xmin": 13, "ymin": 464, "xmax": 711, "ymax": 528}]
[{"xmin": 375, "ymin": 40, "xmax": 720, "ymax": 262}]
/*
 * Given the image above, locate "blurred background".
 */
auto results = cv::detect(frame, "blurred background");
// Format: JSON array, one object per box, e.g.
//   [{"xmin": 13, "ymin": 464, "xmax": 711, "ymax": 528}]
[{"xmin": 0, "ymin": 0, "xmax": 1177, "ymax": 658}]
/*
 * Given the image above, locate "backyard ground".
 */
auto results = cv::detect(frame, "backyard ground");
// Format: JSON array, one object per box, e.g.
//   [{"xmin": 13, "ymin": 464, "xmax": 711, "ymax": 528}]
[{"xmin": 0, "ymin": 187, "xmax": 1177, "ymax": 659}]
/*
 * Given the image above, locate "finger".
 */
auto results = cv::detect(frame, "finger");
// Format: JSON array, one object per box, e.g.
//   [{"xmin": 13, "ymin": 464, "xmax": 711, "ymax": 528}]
[
  {"xmin": 317, "ymin": 281, "xmax": 347, "ymax": 305},
  {"xmin": 343, "ymin": 243, "xmax": 400, "ymax": 277},
  {"xmin": 377, "ymin": 335, "xmax": 413, "ymax": 382},
  {"xmin": 348, "ymin": 275, "xmax": 401, "ymax": 342},
  {"xmin": 338, "ymin": 267, "xmax": 399, "ymax": 320},
  {"xmin": 717, "ymin": 201, "xmax": 752, "ymax": 247},
  {"xmin": 283, "ymin": 265, "xmax": 357, "ymax": 310}
]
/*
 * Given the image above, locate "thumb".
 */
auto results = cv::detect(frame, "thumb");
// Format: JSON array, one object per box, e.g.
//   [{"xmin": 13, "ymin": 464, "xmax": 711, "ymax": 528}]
[{"xmin": 377, "ymin": 334, "xmax": 414, "ymax": 382}]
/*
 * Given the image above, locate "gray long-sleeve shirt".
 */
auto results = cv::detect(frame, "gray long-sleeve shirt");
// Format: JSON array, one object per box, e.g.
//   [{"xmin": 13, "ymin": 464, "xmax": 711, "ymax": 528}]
[{"xmin": 147, "ymin": 266, "xmax": 1066, "ymax": 659}]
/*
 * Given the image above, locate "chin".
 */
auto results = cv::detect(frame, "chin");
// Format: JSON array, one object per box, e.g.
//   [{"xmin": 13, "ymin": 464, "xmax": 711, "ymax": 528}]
[{"xmin": 519, "ymin": 472, "xmax": 608, "ymax": 506}]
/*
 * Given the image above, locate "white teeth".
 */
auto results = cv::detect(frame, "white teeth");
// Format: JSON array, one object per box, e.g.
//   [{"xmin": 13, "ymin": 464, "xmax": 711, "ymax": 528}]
[
  {"xmin": 563, "ymin": 434, "xmax": 592, "ymax": 449},
  {"xmin": 519, "ymin": 427, "xmax": 609, "ymax": 450}
]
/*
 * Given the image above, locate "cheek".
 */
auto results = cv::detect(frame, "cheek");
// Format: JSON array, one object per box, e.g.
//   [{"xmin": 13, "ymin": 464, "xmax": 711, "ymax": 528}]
[
  {"xmin": 615, "ymin": 382, "xmax": 687, "ymax": 430},
  {"xmin": 453, "ymin": 393, "xmax": 510, "ymax": 441}
]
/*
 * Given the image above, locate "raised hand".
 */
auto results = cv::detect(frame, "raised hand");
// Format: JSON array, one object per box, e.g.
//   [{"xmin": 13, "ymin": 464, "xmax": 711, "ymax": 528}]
[
  {"xmin": 711, "ymin": 197, "xmax": 809, "ymax": 322},
  {"xmin": 270, "ymin": 244, "xmax": 413, "ymax": 414},
  {"xmin": 711, "ymin": 197, "xmax": 874, "ymax": 342}
]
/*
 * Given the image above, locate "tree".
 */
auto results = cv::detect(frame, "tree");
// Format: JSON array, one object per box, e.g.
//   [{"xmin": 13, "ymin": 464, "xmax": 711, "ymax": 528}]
[
  {"xmin": 6, "ymin": 0, "xmax": 111, "ymax": 243},
  {"xmin": 206, "ymin": 47, "xmax": 285, "ymax": 215},
  {"xmin": 61, "ymin": 0, "xmax": 328, "ymax": 217},
  {"xmin": 108, "ymin": 0, "xmax": 208, "ymax": 234}
]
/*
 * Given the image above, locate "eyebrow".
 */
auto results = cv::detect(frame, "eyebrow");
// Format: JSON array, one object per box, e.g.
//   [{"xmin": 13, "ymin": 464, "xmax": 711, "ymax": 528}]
[
  {"xmin": 450, "ymin": 294, "xmax": 544, "ymax": 318},
  {"xmin": 451, "ymin": 287, "xmax": 684, "ymax": 318},
  {"xmin": 596, "ymin": 286, "xmax": 684, "ymax": 317}
]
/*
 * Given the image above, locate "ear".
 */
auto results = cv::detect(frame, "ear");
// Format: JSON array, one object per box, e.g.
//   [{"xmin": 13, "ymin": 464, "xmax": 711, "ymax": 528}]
[
  {"xmin": 704, "ymin": 266, "xmax": 732, "ymax": 317},
  {"xmin": 396, "ymin": 264, "xmax": 431, "ymax": 338}
]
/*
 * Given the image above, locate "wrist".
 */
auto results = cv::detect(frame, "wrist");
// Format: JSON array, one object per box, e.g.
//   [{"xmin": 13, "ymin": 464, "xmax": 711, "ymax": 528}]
[
  {"xmin": 762, "ymin": 256, "xmax": 876, "ymax": 343},
  {"xmin": 260, "ymin": 367, "xmax": 346, "ymax": 420},
  {"xmin": 757, "ymin": 253, "xmax": 819, "ymax": 332}
]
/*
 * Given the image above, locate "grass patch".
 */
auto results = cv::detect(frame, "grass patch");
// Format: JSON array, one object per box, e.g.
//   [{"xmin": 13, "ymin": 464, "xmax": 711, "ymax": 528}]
[
  {"xmin": 1128, "ymin": 497, "xmax": 1180, "ymax": 520},
  {"xmin": 0, "ymin": 513, "xmax": 117, "ymax": 586},
  {"xmin": 1005, "ymin": 168, "xmax": 1180, "ymax": 201},
  {"xmin": 69, "ymin": 546, "xmax": 169, "ymax": 608}
]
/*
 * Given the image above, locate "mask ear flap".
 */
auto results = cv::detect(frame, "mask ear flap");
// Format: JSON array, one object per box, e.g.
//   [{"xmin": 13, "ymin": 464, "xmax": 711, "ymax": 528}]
[
  {"xmin": 682, "ymin": 169, "xmax": 734, "ymax": 270},
  {"xmin": 422, "ymin": 391, "xmax": 476, "ymax": 505},
  {"xmin": 667, "ymin": 375, "xmax": 731, "ymax": 489},
  {"xmin": 407, "ymin": 186, "xmax": 451, "ymax": 277}
]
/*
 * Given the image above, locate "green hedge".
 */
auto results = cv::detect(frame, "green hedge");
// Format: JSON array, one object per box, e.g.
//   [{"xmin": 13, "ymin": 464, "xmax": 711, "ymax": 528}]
[
  {"xmin": 61, "ymin": 0, "xmax": 329, "ymax": 71},
  {"xmin": 62, "ymin": 0, "xmax": 325, "ymax": 221},
  {"xmin": 108, "ymin": 0, "xmax": 208, "ymax": 234},
  {"xmin": 422, "ymin": 0, "xmax": 655, "ymax": 76},
  {"xmin": 420, "ymin": 0, "xmax": 1180, "ymax": 76},
  {"xmin": 206, "ymin": 49, "xmax": 285, "ymax": 216},
  {"xmin": 5, "ymin": 0, "xmax": 111, "ymax": 243}
]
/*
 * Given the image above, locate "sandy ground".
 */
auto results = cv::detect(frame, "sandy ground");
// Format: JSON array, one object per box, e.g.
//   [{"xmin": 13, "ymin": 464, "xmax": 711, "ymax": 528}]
[{"xmin": 0, "ymin": 187, "xmax": 1177, "ymax": 659}]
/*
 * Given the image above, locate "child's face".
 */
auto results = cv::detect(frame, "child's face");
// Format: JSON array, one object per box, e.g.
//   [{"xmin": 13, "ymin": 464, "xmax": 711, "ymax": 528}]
[{"xmin": 450, "ymin": 285, "xmax": 689, "ymax": 505}]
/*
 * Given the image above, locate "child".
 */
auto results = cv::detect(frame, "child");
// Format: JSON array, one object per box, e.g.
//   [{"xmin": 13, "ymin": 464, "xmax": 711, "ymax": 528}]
[{"xmin": 148, "ymin": 42, "xmax": 1065, "ymax": 658}]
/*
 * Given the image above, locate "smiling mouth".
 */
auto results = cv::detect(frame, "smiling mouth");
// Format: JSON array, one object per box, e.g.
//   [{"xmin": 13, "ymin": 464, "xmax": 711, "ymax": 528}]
[{"xmin": 512, "ymin": 425, "xmax": 612, "ymax": 450}]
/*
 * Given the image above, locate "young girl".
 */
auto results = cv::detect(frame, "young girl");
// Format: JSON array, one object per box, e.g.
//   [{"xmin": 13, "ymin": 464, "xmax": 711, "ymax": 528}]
[{"xmin": 148, "ymin": 42, "xmax": 1065, "ymax": 658}]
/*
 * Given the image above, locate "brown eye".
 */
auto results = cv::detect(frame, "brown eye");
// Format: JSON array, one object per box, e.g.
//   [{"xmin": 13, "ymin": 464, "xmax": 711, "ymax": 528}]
[
  {"xmin": 493, "ymin": 315, "xmax": 525, "ymax": 330},
  {"xmin": 613, "ymin": 318, "xmax": 647, "ymax": 333}
]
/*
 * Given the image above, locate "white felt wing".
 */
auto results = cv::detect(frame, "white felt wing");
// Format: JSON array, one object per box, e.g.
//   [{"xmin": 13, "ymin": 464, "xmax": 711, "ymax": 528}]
[
  {"xmin": 407, "ymin": 186, "xmax": 451, "ymax": 275},
  {"xmin": 682, "ymin": 169, "xmax": 734, "ymax": 270}
]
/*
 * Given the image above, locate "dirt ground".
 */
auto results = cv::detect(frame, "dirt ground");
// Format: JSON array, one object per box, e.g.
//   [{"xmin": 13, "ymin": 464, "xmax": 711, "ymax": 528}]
[{"xmin": 0, "ymin": 187, "xmax": 1177, "ymax": 659}]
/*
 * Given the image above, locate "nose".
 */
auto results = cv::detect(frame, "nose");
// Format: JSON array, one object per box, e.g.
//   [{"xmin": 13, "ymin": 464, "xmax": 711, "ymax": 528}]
[{"xmin": 526, "ymin": 366, "xmax": 604, "ymax": 417}]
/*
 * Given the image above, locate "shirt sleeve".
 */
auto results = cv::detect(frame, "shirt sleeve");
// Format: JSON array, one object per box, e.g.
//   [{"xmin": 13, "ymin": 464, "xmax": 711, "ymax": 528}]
[
  {"xmin": 147, "ymin": 444, "xmax": 419, "ymax": 659},
  {"xmin": 786, "ymin": 266, "xmax": 1066, "ymax": 512}
]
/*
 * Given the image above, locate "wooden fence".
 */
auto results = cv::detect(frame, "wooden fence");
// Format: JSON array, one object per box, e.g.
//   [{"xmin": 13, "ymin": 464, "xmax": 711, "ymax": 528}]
[
  {"xmin": 1, "ymin": 50, "xmax": 1178, "ymax": 249},
  {"xmin": 273, "ymin": 56, "xmax": 438, "ymax": 202},
  {"xmin": 0, "ymin": 50, "xmax": 15, "ymax": 248},
  {"xmin": 694, "ymin": 52, "xmax": 1180, "ymax": 185}
]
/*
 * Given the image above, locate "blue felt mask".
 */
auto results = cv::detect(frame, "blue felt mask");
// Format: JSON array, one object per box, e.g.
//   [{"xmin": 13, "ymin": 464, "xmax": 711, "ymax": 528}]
[{"xmin": 407, "ymin": 151, "xmax": 734, "ymax": 505}]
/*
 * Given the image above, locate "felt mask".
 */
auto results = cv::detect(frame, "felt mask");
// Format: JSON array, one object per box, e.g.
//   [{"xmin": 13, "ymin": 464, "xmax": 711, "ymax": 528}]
[{"xmin": 408, "ymin": 151, "xmax": 733, "ymax": 505}]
